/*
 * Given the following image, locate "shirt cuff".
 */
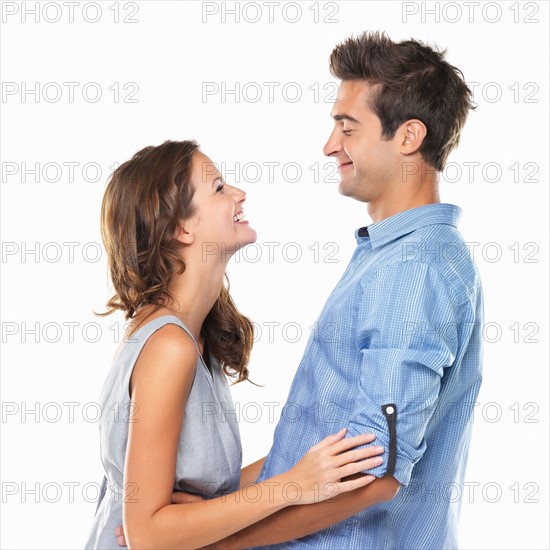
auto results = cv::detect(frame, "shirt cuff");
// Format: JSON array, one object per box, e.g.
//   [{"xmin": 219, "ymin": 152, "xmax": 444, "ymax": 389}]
[{"xmin": 346, "ymin": 422, "xmax": 415, "ymax": 487}]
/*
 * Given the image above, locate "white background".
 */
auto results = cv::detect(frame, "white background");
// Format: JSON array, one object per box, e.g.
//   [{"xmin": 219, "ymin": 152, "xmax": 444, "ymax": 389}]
[{"xmin": 1, "ymin": 1, "xmax": 548, "ymax": 548}]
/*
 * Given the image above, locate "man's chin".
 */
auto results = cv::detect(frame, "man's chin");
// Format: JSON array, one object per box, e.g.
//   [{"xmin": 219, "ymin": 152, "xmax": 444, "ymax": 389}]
[
  {"xmin": 338, "ymin": 179, "xmax": 370, "ymax": 203},
  {"xmin": 338, "ymin": 178, "xmax": 359, "ymax": 199},
  {"xmin": 338, "ymin": 179, "xmax": 351, "ymax": 197}
]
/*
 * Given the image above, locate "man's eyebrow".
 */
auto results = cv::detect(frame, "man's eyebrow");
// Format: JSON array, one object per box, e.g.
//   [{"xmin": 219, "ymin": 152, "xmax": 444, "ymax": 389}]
[{"xmin": 331, "ymin": 113, "xmax": 361, "ymax": 124}]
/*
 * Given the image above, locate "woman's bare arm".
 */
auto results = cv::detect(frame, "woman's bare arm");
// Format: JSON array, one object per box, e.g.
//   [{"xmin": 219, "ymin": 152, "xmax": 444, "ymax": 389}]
[
  {"xmin": 122, "ymin": 325, "xmax": 384, "ymax": 550},
  {"xmin": 239, "ymin": 457, "xmax": 265, "ymax": 489},
  {"xmin": 206, "ymin": 475, "xmax": 400, "ymax": 549}
]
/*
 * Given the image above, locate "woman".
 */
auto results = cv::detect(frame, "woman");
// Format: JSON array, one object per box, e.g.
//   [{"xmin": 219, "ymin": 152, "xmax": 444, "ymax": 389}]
[{"xmin": 84, "ymin": 140, "xmax": 383, "ymax": 549}]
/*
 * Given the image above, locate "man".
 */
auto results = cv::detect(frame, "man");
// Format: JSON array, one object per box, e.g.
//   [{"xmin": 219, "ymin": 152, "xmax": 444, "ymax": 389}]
[
  {"xmin": 118, "ymin": 31, "xmax": 483, "ymax": 549},
  {"xmin": 220, "ymin": 31, "xmax": 483, "ymax": 549}
]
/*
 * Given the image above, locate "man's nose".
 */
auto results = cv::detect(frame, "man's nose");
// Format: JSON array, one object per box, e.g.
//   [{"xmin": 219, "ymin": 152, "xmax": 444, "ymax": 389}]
[{"xmin": 323, "ymin": 127, "xmax": 341, "ymax": 157}]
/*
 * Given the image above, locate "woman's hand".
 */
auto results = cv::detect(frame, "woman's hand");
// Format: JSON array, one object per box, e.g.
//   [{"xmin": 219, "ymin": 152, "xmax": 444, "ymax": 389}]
[{"xmin": 279, "ymin": 428, "xmax": 383, "ymax": 505}]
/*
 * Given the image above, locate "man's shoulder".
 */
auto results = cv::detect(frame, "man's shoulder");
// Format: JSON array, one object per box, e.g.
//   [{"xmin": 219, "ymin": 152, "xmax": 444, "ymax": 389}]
[{"xmin": 367, "ymin": 223, "xmax": 482, "ymax": 307}]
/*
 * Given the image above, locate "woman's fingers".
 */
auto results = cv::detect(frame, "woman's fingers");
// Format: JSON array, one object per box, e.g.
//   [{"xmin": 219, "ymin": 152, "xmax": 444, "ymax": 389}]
[
  {"xmin": 332, "ymin": 444, "xmax": 384, "ymax": 468},
  {"xmin": 335, "ymin": 473, "xmax": 378, "ymax": 494},
  {"xmin": 328, "ymin": 433, "xmax": 377, "ymax": 455},
  {"xmin": 309, "ymin": 427, "xmax": 347, "ymax": 450},
  {"xmin": 312, "ymin": 471, "xmax": 379, "ymax": 503},
  {"xmin": 312, "ymin": 431, "xmax": 377, "ymax": 454},
  {"xmin": 337, "ymin": 455, "xmax": 384, "ymax": 478},
  {"xmin": 289, "ymin": 430, "xmax": 383, "ymax": 504},
  {"xmin": 114, "ymin": 525, "xmax": 127, "ymax": 547}
]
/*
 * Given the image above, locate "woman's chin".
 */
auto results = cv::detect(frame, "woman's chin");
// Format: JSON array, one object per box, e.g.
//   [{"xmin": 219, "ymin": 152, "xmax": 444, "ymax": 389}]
[{"xmin": 237, "ymin": 227, "xmax": 258, "ymax": 247}]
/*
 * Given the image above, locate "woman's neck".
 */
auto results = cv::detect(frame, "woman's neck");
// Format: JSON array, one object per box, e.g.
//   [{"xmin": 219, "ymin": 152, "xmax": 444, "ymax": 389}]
[
  {"xmin": 127, "ymin": 252, "xmax": 228, "ymax": 344},
  {"xmin": 162, "ymin": 257, "xmax": 226, "ymax": 341}
]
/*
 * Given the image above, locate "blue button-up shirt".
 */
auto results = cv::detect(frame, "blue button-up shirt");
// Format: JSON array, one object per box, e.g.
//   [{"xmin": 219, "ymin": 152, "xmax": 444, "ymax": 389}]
[{"xmin": 257, "ymin": 203, "xmax": 483, "ymax": 550}]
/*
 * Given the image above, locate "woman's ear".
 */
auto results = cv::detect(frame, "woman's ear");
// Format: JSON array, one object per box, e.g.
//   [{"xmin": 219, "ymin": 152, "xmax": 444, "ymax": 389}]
[
  {"xmin": 399, "ymin": 119, "xmax": 427, "ymax": 155},
  {"xmin": 174, "ymin": 221, "xmax": 195, "ymax": 245}
]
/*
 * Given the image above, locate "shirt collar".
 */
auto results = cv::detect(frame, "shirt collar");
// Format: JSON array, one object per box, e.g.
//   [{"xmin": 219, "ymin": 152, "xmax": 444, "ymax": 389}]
[{"xmin": 355, "ymin": 203, "xmax": 463, "ymax": 248}]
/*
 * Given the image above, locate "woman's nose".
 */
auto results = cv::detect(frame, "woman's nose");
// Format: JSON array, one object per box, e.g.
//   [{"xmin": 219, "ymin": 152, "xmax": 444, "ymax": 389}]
[{"xmin": 228, "ymin": 184, "xmax": 246, "ymax": 202}]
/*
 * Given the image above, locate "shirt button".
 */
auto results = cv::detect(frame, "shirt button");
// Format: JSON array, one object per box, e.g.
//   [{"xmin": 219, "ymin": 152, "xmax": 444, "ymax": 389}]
[{"xmin": 385, "ymin": 406, "xmax": 395, "ymax": 415}]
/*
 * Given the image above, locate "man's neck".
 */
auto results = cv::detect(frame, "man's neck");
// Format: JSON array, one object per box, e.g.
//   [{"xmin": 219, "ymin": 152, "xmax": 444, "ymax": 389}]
[{"xmin": 367, "ymin": 176, "xmax": 440, "ymax": 224}]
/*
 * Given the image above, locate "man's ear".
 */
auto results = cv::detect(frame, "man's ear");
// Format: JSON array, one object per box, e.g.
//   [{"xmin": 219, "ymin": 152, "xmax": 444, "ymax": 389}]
[
  {"xmin": 174, "ymin": 220, "xmax": 195, "ymax": 245},
  {"xmin": 399, "ymin": 119, "xmax": 427, "ymax": 155}
]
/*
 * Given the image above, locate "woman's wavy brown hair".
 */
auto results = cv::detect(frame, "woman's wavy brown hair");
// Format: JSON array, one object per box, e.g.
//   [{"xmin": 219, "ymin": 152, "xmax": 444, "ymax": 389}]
[{"xmin": 99, "ymin": 139, "xmax": 253, "ymax": 383}]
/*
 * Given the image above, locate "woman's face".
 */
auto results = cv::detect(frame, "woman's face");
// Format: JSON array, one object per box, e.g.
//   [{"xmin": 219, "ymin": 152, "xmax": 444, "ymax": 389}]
[{"xmin": 185, "ymin": 151, "xmax": 257, "ymax": 260}]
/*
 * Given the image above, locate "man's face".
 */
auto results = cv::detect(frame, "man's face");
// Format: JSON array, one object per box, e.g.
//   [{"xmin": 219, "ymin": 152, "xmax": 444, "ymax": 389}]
[{"xmin": 323, "ymin": 80, "xmax": 400, "ymax": 203}]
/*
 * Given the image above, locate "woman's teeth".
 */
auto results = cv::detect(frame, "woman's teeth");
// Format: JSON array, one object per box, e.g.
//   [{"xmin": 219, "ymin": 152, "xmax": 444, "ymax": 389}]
[{"xmin": 233, "ymin": 212, "xmax": 245, "ymax": 222}]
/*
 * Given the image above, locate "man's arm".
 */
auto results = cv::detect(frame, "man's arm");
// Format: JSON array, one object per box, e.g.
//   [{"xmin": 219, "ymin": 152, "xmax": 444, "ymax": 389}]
[
  {"xmin": 344, "ymin": 260, "xmax": 460, "ymax": 486},
  {"xmin": 207, "ymin": 475, "xmax": 399, "ymax": 549}
]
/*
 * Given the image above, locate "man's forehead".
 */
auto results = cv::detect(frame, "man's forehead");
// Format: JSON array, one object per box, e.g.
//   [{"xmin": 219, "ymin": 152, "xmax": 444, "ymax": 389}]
[{"xmin": 330, "ymin": 82, "xmax": 369, "ymax": 119}]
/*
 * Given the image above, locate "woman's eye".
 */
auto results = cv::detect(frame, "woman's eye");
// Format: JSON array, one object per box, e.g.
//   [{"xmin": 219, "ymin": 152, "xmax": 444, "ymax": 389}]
[{"xmin": 216, "ymin": 183, "xmax": 225, "ymax": 193}]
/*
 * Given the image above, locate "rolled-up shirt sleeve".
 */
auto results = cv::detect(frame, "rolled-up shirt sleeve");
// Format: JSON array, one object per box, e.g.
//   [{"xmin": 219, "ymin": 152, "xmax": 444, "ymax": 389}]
[{"xmin": 346, "ymin": 259, "xmax": 460, "ymax": 487}]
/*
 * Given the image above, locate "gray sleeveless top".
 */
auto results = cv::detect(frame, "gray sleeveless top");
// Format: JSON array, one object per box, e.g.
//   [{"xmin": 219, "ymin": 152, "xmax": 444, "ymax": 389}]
[{"xmin": 84, "ymin": 315, "xmax": 242, "ymax": 549}]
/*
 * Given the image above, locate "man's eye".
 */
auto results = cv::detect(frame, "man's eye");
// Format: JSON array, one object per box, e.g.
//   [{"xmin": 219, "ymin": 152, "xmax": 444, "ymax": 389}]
[{"xmin": 342, "ymin": 129, "xmax": 353, "ymax": 136}]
